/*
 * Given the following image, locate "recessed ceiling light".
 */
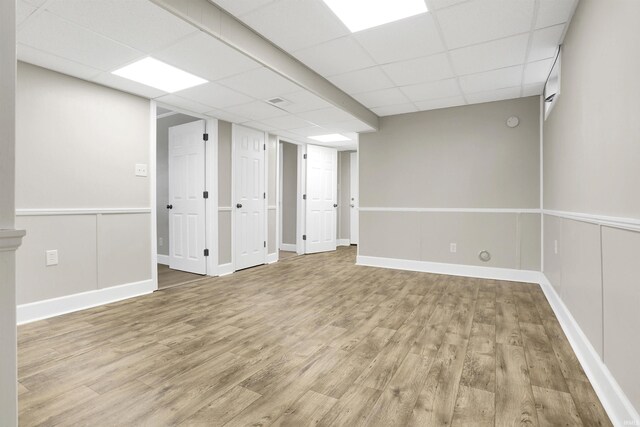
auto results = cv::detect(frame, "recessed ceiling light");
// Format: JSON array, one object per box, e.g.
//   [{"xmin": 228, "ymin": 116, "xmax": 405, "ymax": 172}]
[
  {"xmin": 322, "ymin": 0, "xmax": 428, "ymax": 33},
  {"xmin": 112, "ymin": 57, "xmax": 207, "ymax": 93},
  {"xmin": 309, "ymin": 134, "xmax": 351, "ymax": 143}
]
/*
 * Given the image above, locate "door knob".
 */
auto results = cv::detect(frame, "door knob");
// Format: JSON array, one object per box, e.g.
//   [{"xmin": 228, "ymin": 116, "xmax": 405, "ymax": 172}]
[
  {"xmin": 166, "ymin": 204, "xmax": 173, "ymax": 209},
  {"xmin": 333, "ymin": 203, "xmax": 338, "ymax": 208},
  {"xmin": 236, "ymin": 203, "xmax": 243, "ymax": 208}
]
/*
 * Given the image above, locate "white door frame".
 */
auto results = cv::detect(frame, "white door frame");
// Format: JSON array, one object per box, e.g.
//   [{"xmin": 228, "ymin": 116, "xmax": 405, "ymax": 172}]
[
  {"xmin": 231, "ymin": 124, "xmax": 267, "ymax": 271},
  {"xmin": 152, "ymin": 102, "xmax": 219, "ymax": 280},
  {"xmin": 350, "ymin": 151, "xmax": 359, "ymax": 245}
]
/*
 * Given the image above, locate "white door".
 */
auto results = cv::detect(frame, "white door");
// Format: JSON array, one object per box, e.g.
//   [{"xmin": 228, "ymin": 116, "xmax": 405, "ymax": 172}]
[
  {"xmin": 168, "ymin": 120, "xmax": 206, "ymax": 275},
  {"xmin": 233, "ymin": 125, "xmax": 266, "ymax": 270},
  {"xmin": 350, "ymin": 152, "xmax": 359, "ymax": 245},
  {"xmin": 305, "ymin": 144, "xmax": 337, "ymax": 254}
]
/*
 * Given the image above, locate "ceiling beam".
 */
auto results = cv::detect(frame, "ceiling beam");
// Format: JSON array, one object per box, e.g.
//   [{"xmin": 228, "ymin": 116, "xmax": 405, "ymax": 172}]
[{"xmin": 149, "ymin": 0, "xmax": 379, "ymax": 131}]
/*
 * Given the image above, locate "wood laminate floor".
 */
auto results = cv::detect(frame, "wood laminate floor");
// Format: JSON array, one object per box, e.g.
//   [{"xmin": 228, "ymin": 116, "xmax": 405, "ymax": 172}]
[
  {"xmin": 157, "ymin": 264, "xmax": 206, "ymax": 290},
  {"xmin": 18, "ymin": 247, "xmax": 611, "ymax": 426}
]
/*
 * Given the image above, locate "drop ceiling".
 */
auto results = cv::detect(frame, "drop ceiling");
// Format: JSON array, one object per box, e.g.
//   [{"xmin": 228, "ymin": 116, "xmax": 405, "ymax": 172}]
[
  {"xmin": 16, "ymin": 0, "xmax": 577, "ymax": 150},
  {"xmin": 214, "ymin": 0, "xmax": 577, "ymax": 115},
  {"xmin": 15, "ymin": 0, "xmax": 366, "ymax": 149}
]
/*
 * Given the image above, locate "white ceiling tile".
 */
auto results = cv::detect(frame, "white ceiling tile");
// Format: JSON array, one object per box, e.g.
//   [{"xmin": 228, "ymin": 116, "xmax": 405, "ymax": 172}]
[
  {"xmin": 522, "ymin": 82, "xmax": 544, "ymax": 97},
  {"xmin": 289, "ymin": 125, "xmax": 328, "ymax": 137},
  {"xmin": 278, "ymin": 91, "xmax": 333, "ymax": 114},
  {"xmin": 17, "ymin": 2, "xmax": 37, "ymax": 26},
  {"xmin": 21, "ymin": 0, "xmax": 46, "ymax": 7},
  {"xmin": 429, "ymin": 0, "xmax": 471, "ymax": 10},
  {"xmin": 218, "ymin": 67, "xmax": 301, "ymax": 100},
  {"xmin": 352, "ymin": 88, "xmax": 411, "ymax": 108},
  {"xmin": 155, "ymin": 32, "xmax": 261, "ymax": 82},
  {"xmin": 523, "ymin": 58, "xmax": 554, "ymax": 85},
  {"xmin": 328, "ymin": 67, "xmax": 394, "ymax": 94},
  {"xmin": 528, "ymin": 25, "xmax": 564, "ymax": 62},
  {"xmin": 18, "ymin": 11, "xmax": 143, "ymax": 71},
  {"xmin": 371, "ymin": 103, "xmax": 419, "ymax": 117},
  {"xmin": 17, "ymin": 43, "xmax": 102, "ymax": 80},
  {"xmin": 459, "ymin": 65, "xmax": 524, "ymax": 93},
  {"xmin": 212, "ymin": 0, "xmax": 274, "ymax": 16},
  {"xmin": 92, "ymin": 72, "xmax": 166, "ymax": 99},
  {"xmin": 414, "ymin": 95, "xmax": 467, "ymax": 111},
  {"xmin": 536, "ymin": 0, "xmax": 576, "ymax": 29},
  {"xmin": 293, "ymin": 36, "xmax": 375, "ymax": 77},
  {"xmin": 437, "ymin": 0, "xmax": 534, "ymax": 49},
  {"xmin": 241, "ymin": 121, "xmax": 278, "ymax": 132},
  {"xmin": 400, "ymin": 78, "xmax": 461, "ymax": 102},
  {"xmin": 297, "ymin": 107, "xmax": 358, "ymax": 126},
  {"xmin": 174, "ymin": 82, "xmax": 253, "ymax": 109},
  {"xmin": 355, "ymin": 14, "xmax": 444, "ymax": 64},
  {"xmin": 45, "ymin": 0, "xmax": 199, "ymax": 53},
  {"xmin": 381, "ymin": 53, "xmax": 453, "ymax": 87},
  {"xmin": 155, "ymin": 94, "xmax": 213, "ymax": 114},
  {"xmin": 205, "ymin": 108, "xmax": 250, "ymax": 124},
  {"xmin": 240, "ymin": 0, "xmax": 350, "ymax": 52},
  {"xmin": 259, "ymin": 115, "xmax": 315, "ymax": 130},
  {"xmin": 226, "ymin": 101, "xmax": 289, "ymax": 121},
  {"xmin": 465, "ymin": 86, "xmax": 522, "ymax": 104},
  {"xmin": 450, "ymin": 34, "xmax": 529, "ymax": 75}
]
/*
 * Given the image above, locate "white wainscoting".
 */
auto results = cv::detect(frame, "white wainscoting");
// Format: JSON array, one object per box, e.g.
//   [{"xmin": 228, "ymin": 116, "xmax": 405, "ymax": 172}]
[{"xmin": 17, "ymin": 279, "xmax": 155, "ymax": 325}]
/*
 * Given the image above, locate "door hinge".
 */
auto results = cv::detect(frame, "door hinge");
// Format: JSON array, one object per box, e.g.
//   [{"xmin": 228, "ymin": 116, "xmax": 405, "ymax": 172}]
[
  {"xmin": 303, "ymin": 194, "xmax": 307, "ymax": 200},
  {"xmin": 263, "ymin": 143, "xmax": 266, "ymax": 150},
  {"xmin": 203, "ymin": 191, "xmax": 209, "ymax": 199},
  {"xmin": 264, "ymin": 241, "xmax": 266, "ymax": 248},
  {"xmin": 263, "ymin": 192, "xmax": 266, "ymax": 199},
  {"xmin": 203, "ymin": 133, "xmax": 209, "ymax": 141},
  {"xmin": 303, "ymin": 154, "xmax": 307, "ymax": 159},
  {"xmin": 204, "ymin": 249, "xmax": 209, "ymax": 257},
  {"xmin": 302, "ymin": 235, "xmax": 307, "ymax": 241}
]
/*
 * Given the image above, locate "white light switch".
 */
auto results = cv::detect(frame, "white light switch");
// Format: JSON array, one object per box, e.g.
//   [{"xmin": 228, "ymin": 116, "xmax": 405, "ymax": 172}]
[
  {"xmin": 135, "ymin": 163, "xmax": 148, "ymax": 177},
  {"xmin": 46, "ymin": 250, "xmax": 58, "ymax": 266},
  {"xmin": 450, "ymin": 243, "xmax": 457, "ymax": 253}
]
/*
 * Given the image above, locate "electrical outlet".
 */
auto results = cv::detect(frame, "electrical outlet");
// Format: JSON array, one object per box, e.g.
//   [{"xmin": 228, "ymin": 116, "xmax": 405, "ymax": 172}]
[
  {"xmin": 46, "ymin": 250, "xmax": 58, "ymax": 266},
  {"xmin": 450, "ymin": 243, "xmax": 457, "ymax": 253},
  {"xmin": 159, "ymin": 237, "xmax": 164, "ymax": 247},
  {"xmin": 554, "ymin": 239, "xmax": 558, "ymax": 255},
  {"xmin": 135, "ymin": 163, "xmax": 148, "ymax": 177}
]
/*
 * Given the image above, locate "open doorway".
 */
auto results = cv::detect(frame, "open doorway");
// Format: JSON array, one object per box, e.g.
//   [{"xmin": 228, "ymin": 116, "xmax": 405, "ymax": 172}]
[
  {"xmin": 279, "ymin": 140, "xmax": 299, "ymax": 260},
  {"xmin": 156, "ymin": 107, "xmax": 206, "ymax": 289}
]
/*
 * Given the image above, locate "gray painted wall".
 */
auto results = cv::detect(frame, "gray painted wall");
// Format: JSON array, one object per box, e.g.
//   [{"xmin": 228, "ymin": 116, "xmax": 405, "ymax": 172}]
[
  {"xmin": 156, "ymin": 113, "xmax": 201, "ymax": 256},
  {"xmin": 359, "ymin": 97, "xmax": 541, "ymax": 270},
  {"xmin": 15, "ymin": 63, "xmax": 151, "ymax": 305},
  {"xmin": 542, "ymin": 0, "xmax": 640, "ymax": 412},
  {"xmin": 0, "ymin": 0, "xmax": 17, "ymax": 422},
  {"xmin": 281, "ymin": 142, "xmax": 297, "ymax": 246}
]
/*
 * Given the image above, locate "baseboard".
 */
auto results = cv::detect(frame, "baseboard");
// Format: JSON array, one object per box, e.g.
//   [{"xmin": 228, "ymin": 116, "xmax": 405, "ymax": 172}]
[
  {"xmin": 266, "ymin": 253, "xmax": 278, "ymax": 264},
  {"xmin": 537, "ymin": 274, "xmax": 640, "ymax": 426},
  {"xmin": 356, "ymin": 255, "xmax": 541, "ymax": 283},
  {"xmin": 337, "ymin": 239, "xmax": 351, "ymax": 247},
  {"xmin": 157, "ymin": 254, "xmax": 169, "ymax": 265},
  {"xmin": 17, "ymin": 279, "xmax": 155, "ymax": 325},
  {"xmin": 218, "ymin": 263, "xmax": 233, "ymax": 276},
  {"xmin": 280, "ymin": 243, "xmax": 297, "ymax": 252},
  {"xmin": 354, "ymin": 253, "xmax": 639, "ymax": 425}
]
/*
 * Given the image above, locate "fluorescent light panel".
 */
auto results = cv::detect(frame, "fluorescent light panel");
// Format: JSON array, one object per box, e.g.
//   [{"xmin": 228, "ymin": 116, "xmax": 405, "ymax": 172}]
[
  {"xmin": 322, "ymin": 0, "xmax": 428, "ymax": 33},
  {"xmin": 112, "ymin": 57, "xmax": 207, "ymax": 93},
  {"xmin": 309, "ymin": 134, "xmax": 351, "ymax": 143}
]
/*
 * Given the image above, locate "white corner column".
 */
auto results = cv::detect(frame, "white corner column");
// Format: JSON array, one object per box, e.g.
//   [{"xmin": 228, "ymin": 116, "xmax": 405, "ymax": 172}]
[{"xmin": 0, "ymin": 0, "xmax": 25, "ymax": 424}]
